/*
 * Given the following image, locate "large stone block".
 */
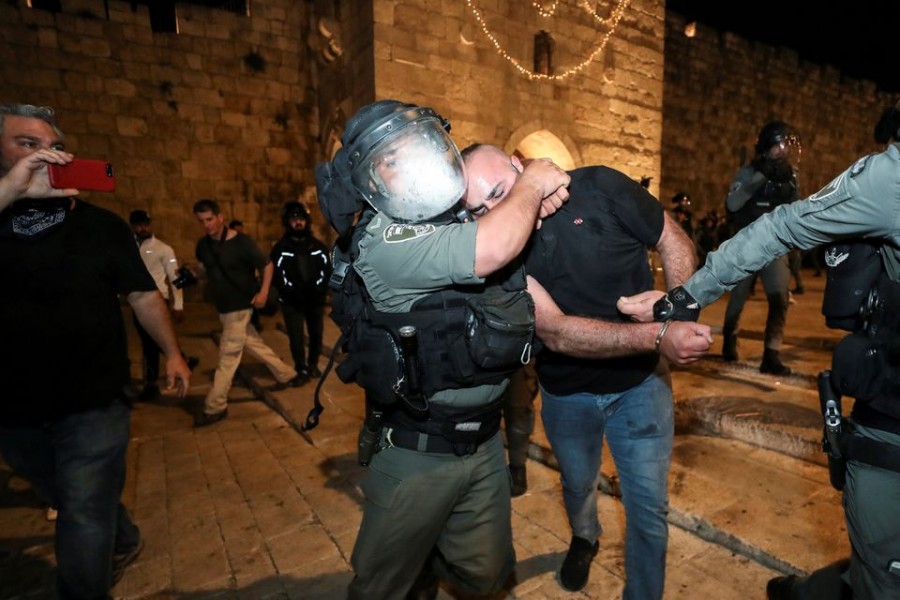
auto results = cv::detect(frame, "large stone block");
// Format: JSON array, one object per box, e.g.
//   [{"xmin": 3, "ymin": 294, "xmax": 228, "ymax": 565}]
[
  {"xmin": 117, "ymin": 116, "xmax": 148, "ymax": 137},
  {"xmin": 105, "ymin": 78, "xmax": 137, "ymax": 97}
]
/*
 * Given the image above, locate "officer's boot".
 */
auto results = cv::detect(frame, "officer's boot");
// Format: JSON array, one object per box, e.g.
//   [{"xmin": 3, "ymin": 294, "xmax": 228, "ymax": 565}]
[
  {"xmin": 722, "ymin": 333, "xmax": 738, "ymax": 362},
  {"xmin": 760, "ymin": 348, "xmax": 792, "ymax": 376}
]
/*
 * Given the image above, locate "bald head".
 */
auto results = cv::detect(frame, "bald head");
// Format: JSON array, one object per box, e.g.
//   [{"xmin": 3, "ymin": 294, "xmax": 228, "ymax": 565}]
[{"xmin": 461, "ymin": 144, "xmax": 523, "ymax": 216}]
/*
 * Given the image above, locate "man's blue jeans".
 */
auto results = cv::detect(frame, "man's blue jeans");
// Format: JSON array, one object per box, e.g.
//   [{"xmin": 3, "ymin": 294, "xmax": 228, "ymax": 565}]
[
  {"xmin": 0, "ymin": 399, "xmax": 139, "ymax": 600},
  {"xmin": 541, "ymin": 369, "xmax": 673, "ymax": 600}
]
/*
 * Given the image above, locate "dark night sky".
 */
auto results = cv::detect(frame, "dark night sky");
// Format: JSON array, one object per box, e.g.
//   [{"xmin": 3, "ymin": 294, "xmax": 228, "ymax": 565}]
[{"xmin": 666, "ymin": 1, "xmax": 899, "ymax": 94}]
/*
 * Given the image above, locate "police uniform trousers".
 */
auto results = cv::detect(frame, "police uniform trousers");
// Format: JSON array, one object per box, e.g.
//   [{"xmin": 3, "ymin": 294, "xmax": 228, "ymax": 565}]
[
  {"xmin": 348, "ymin": 432, "xmax": 515, "ymax": 599},
  {"xmin": 844, "ymin": 423, "xmax": 900, "ymax": 599},
  {"xmin": 502, "ymin": 362, "xmax": 539, "ymax": 469},
  {"xmin": 723, "ymin": 254, "xmax": 790, "ymax": 350}
]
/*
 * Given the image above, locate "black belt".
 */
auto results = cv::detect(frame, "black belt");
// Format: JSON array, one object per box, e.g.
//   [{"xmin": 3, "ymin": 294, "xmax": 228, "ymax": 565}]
[
  {"xmin": 386, "ymin": 427, "xmax": 482, "ymax": 456},
  {"xmin": 840, "ymin": 431, "xmax": 900, "ymax": 474}
]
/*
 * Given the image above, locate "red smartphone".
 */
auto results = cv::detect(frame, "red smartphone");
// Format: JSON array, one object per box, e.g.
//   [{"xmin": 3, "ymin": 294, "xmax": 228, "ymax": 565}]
[{"xmin": 48, "ymin": 159, "xmax": 117, "ymax": 192}]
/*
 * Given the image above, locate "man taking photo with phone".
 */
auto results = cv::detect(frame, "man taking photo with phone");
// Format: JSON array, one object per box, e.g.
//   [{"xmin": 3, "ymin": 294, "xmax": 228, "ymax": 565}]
[{"xmin": 0, "ymin": 103, "xmax": 192, "ymax": 598}]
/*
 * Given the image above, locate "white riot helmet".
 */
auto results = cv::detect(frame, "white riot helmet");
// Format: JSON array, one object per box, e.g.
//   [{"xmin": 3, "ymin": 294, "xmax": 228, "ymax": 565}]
[{"xmin": 343, "ymin": 101, "xmax": 466, "ymax": 223}]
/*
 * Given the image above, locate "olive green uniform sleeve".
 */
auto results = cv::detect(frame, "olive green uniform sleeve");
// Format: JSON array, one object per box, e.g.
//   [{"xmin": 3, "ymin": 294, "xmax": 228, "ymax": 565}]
[
  {"xmin": 686, "ymin": 143, "xmax": 900, "ymax": 307},
  {"xmin": 354, "ymin": 212, "xmax": 483, "ymax": 313}
]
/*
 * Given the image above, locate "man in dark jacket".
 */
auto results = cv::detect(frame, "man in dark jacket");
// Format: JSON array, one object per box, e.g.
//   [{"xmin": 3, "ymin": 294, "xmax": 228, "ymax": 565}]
[{"xmin": 270, "ymin": 201, "xmax": 332, "ymax": 377}]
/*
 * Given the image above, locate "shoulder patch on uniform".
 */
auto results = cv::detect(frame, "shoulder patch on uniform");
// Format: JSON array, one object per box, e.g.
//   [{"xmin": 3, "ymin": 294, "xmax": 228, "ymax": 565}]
[
  {"xmin": 848, "ymin": 154, "xmax": 872, "ymax": 178},
  {"xmin": 383, "ymin": 223, "xmax": 437, "ymax": 243},
  {"xmin": 808, "ymin": 171, "xmax": 847, "ymax": 203}
]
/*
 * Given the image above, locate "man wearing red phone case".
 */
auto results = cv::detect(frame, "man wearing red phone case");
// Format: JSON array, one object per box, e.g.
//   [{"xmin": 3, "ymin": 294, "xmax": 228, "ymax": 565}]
[{"xmin": 0, "ymin": 103, "xmax": 191, "ymax": 599}]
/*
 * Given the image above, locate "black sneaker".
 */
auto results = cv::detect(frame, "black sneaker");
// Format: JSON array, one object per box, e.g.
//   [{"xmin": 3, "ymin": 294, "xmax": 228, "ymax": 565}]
[
  {"xmin": 559, "ymin": 536, "xmax": 599, "ymax": 591},
  {"xmin": 194, "ymin": 409, "xmax": 228, "ymax": 427},
  {"xmin": 509, "ymin": 465, "xmax": 528, "ymax": 497},
  {"xmin": 112, "ymin": 537, "xmax": 144, "ymax": 585}
]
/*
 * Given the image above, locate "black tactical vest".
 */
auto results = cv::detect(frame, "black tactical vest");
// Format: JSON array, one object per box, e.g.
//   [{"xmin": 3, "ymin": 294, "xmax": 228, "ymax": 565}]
[
  {"xmin": 330, "ymin": 211, "xmax": 535, "ymax": 409},
  {"xmin": 729, "ymin": 176, "xmax": 796, "ymax": 231},
  {"xmin": 825, "ymin": 240, "xmax": 900, "ymax": 429}
]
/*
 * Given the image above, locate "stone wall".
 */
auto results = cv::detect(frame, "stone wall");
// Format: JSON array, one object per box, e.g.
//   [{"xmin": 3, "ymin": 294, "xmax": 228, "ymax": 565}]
[
  {"xmin": 2, "ymin": 0, "xmax": 896, "ymax": 261},
  {"xmin": 362, "ymin": 0, "xmax": 667, "ymax": 192},
  {"xmin": 0, "ymin": 0, "xmax": 317, "ymax": 260},
  {"xmin": 661, "ymin": 13, "xmax": 895, "ymax": 218}
]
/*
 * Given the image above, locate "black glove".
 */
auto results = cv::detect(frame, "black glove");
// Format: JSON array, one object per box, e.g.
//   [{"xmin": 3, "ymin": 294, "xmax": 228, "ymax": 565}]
[
  {"xmin": 652, "ymin": 286, "xmax": 700, "ymax": 322},
  {"xmin": 770, "ymin": 179, "xmax": 797, "ymax": 200},
  {"xmin": 757, "ymin": 157, "xmax": 794, "ymax": 183}
]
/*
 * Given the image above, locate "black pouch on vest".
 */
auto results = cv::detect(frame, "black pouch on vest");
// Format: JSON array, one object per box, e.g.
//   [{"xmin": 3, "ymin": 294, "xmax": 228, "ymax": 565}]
[
  {"xmin": 463, "ymin": 289, "xmax": 535, "ymax": 369},
  {"xmin": 822, "ymin": 240, "xmax": 882, "ymax": 331},
  {"xmin": 336, "ymin": 325, "xmax": 403, "ymax": 405},
  {"xmin": 831, "ymin": 332, "xmax": 888, "ymax": 402}
]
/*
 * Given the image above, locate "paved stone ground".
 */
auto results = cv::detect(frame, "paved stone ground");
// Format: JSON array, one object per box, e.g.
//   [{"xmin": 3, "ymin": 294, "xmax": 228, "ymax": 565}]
[{"xmin": 1, "ymin": 268, "xmax": 850, "ymax": 599}]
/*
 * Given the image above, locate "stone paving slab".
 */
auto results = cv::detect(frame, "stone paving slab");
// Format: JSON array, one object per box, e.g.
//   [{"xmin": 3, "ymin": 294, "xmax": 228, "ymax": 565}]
[{"xmin": 1, "ymin": 272, "xmax": 854, "ymax": 599}]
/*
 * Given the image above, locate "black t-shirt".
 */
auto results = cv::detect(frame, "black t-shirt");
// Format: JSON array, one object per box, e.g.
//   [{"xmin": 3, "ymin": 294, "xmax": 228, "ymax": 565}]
[
  {"xmin": 196, "ymin": 232, "xmax": 269, "ymax": 314},
  {"xmin": 0, "ymin": 200, "xmax": 157, "ymax": 425},
  {"xmin": 524, "ymin": 166, "xmax": 665, "ymax": 395}
]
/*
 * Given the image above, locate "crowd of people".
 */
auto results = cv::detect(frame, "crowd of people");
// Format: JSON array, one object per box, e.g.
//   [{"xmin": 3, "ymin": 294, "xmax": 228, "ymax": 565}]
[{"xmin": 3, "ymin": 95, "xmax": 899, "ymax": 600}]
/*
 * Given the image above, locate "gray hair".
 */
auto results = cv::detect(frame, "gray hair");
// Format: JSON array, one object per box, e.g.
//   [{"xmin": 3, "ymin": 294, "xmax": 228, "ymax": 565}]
[{"xmin": 0, "ymin": 104, "xmax": 63, "ymax": 139}]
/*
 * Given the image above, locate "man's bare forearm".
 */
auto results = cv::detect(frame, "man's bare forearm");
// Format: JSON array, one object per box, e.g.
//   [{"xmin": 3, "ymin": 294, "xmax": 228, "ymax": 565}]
[
  {"xmin": 536, "ymin": 312, "xmax": 659, "ymax": 358},
  {"xmin": 657, "ymin": 211, "xmax": 698, "ymax": 289},
  {"xmin": 127, "ymin": 290, "xmax": 182, "ymax": 357}
]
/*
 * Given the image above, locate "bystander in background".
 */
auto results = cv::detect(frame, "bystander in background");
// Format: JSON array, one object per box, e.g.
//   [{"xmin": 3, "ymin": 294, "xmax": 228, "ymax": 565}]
[
  {"xmin": 270, "ymin": 201, "xmax": 331, "ymax": 379},
  {"xmin": 192, "ymin": 198, "xmax": 303, "ymax": 427},
  {"xmin": 129, "ymin": 209, "xmax": 199, "ymax": 400}
]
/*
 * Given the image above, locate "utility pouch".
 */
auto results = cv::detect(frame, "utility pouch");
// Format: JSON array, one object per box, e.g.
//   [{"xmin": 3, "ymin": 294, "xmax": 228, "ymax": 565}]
[
  {"xmin": 821, "ymin": 240, "xmax": 882, "ymax": 331},
  {"xmin": 336, "ymin": 325, "xmax": 403, "ymax": 406},
  {"xmin": 464, "ymin": 289, "xmax": 535, "ymax": 369}
]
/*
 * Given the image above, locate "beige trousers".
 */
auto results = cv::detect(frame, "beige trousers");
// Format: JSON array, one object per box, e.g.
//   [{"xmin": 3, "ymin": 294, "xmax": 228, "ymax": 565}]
[{"xmin": 204, "ymin": 309, "xmax": 296, "ymax": 415}]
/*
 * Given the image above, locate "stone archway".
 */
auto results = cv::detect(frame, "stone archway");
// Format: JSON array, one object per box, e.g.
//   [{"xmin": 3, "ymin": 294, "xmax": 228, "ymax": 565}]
[{"xmin": 506, "ymin": 123, "xmax": 581, "ymax": 169}]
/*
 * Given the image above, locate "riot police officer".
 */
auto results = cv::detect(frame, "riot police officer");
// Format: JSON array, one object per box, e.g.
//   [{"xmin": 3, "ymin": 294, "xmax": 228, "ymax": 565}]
[
  {"xmin": 721, "ymin": 121, "xmax": 802, "ymax": 375},
  {"xmin": 315, "ymin": 100, "xmax": 569, "ymax": 599},
  {"xmin": 619, "ymin": 100, "xmax": 900, "ymax": 599}
]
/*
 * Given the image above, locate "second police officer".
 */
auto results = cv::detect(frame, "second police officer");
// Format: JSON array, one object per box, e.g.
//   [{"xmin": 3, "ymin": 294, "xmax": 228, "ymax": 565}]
[{"xmin": 622, "ymin": 100, "xmax": 900, "ymax": 600}]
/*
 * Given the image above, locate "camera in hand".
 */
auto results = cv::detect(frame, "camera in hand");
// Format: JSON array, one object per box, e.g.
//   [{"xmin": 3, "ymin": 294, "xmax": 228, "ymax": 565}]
[{"xmin": 172, "ymin": 265, "xmax": 198, "ymax": 289}]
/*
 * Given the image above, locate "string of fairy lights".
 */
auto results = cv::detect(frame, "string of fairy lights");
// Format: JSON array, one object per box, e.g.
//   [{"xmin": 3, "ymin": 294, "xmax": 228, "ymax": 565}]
[
  {"xmin": 532, "ymin": 0, "xmax": 613, "ymax": 25},
  {"xmin": 466, "ymin": 0, "xmax": 632, "ymax": 81}
]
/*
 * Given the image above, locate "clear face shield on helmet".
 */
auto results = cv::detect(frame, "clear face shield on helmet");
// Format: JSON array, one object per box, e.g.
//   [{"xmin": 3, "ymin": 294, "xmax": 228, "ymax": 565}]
[
  {"xmin": 768, "ymin": 133, "xmax": 802, "ymax": 166},
  {"xmin": 350, "ymin": 114, "xmax": 466, "ymax": 223}
]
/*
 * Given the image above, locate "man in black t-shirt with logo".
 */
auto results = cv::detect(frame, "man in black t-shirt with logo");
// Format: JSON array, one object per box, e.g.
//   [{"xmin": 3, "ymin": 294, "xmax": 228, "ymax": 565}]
[{"xmin": 464, "ymin": 144, "xmax": 711, "ymax": 599}]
